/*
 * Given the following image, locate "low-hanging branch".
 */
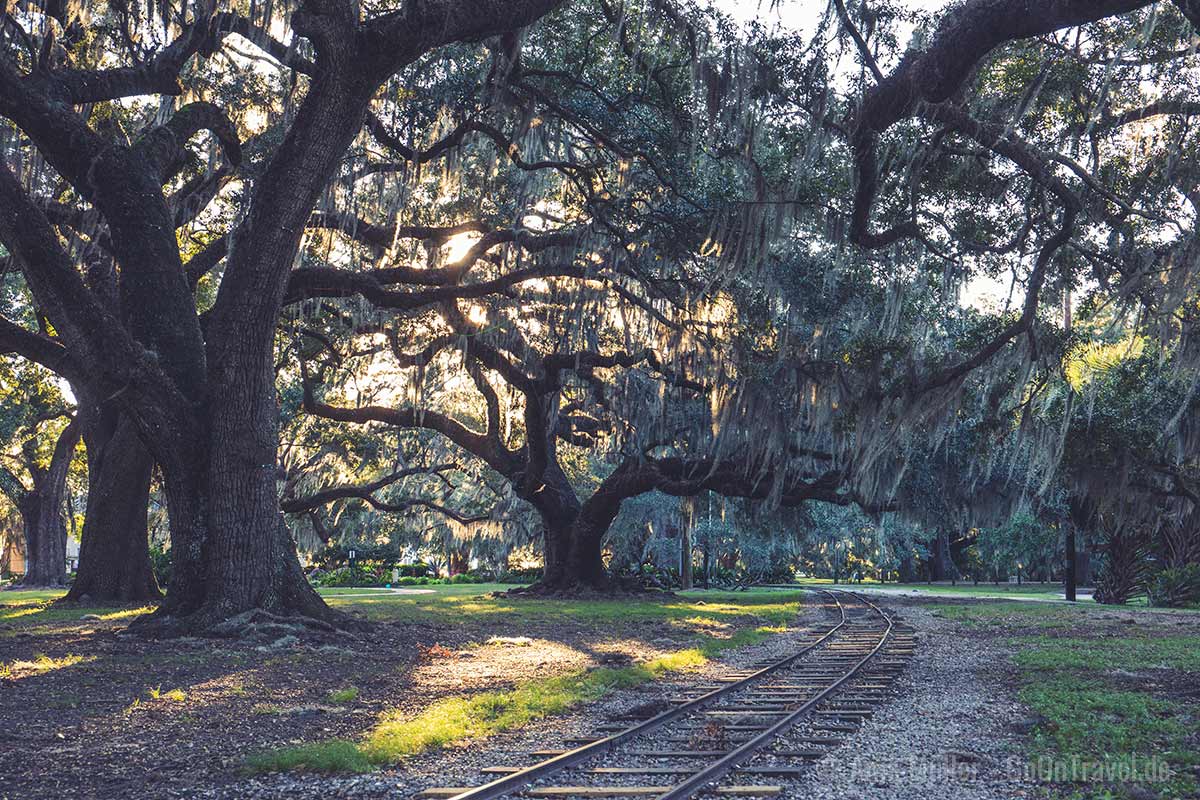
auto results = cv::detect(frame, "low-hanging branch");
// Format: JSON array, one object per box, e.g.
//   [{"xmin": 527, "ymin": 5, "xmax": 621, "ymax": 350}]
[
  {"xmin": 846, "ymin": 0, "xmax": 1151, "ymax": 249},
  {"xmin": 283, "ymin": 262, "xmax": 589, "ymax": 309},
  {"xmin": 280, "ymin": 463, "xmax": 458, "ymax": 513}
]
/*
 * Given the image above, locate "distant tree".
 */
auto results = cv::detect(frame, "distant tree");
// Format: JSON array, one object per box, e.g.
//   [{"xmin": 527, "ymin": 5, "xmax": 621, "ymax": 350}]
[{"xmin": 0, "ymin": 358, "xmax": 79, "ymax": 586}]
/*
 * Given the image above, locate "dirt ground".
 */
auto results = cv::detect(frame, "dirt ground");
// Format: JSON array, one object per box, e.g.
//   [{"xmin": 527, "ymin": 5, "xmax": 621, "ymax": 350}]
[
  {"xmin": 0, "ymin": 589, "xmax": 791, "ymax": 799},
  {"xmin": 2, "ymin": 590, "xmax": 1197, "ymax": 800}
]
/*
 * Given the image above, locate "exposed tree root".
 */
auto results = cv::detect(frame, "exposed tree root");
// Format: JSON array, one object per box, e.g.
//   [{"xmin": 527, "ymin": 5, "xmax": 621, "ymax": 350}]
[
  {"xmin": 208, "ymin": 608, "xmax": 354, "ymax": 637},
  {"xmin": 127, "ymin": 604, "xmax": 366, "ymax": 641}
]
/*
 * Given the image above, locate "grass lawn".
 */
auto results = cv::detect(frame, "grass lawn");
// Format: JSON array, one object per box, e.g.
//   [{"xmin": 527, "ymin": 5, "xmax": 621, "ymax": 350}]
[
  {"xmin": 320, "ymin": 582, "xmax": 807, "ymax": 628},
  {"xmin": 789, "ymin": 577, "xmax": 1082, "ymax": 601},
  {"xmin": 2, "ymin": 582, "xmax": 808, "ymax": 635},
  {"xmin": 935, "ymin": 601, "xmax": 1200, "ymax": 799}
]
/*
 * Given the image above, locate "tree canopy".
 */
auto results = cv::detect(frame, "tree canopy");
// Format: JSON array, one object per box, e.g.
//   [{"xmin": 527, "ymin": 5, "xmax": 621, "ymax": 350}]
[{"xmin": 4, "ymin": 0, "xmax": 1200, "ymax": 623}]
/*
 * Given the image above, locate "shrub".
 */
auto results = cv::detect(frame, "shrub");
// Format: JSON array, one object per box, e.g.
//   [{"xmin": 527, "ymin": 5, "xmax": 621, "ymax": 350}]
[
  {"xmin": 496, "ymin": 567, "xmax": 540, "ymax": 584},
  {"xmin": 1094, "ymin": 529, "xmax": 1151, "ymax": 605},
  {"xmin": 311, "ymin": 566, "xmax": 388, "ymax": 588},
  {"xmin": 149, "ymin": 544, "xmax": 172, "ymax": 588},
  {"xmin": 1148, "ymin": 565, "xmax": 1200, "ymax": 608}
]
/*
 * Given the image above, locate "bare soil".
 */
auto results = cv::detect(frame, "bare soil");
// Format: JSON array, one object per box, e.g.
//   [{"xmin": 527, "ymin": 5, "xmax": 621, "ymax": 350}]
[{"xmin": 0, "ymin": 597, "xmax": 761, "ymax": 800}]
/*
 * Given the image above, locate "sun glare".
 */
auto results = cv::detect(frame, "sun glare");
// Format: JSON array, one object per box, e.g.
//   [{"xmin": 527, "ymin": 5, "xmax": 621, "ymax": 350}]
[{"xmin": 445, "ymin": 232, "xmax": 482, "ymax": 264}]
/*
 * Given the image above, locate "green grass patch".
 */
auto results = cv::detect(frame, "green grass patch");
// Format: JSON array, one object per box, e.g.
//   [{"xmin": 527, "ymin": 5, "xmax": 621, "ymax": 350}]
[
  {"xmin": 1012, "ymin": 635, "xmax": 1200, "ymax": 672},
  {"xmin": 1021, "ymin": 674, "xmax": 1190, "ymax": 756},
  {"xmin": 929, "ymin": 602, "xmax": 1096, "ymax": 629},
  {"xmin": 0, "ymin": 592, "xmax": 156, "ymax": 630},
  {"xmin": 246, "ymin": 624, "xmax": 783, "ymax": 773},
  {"xmin": 320, "ymin": 585, "xmax": 805, "ymax": 639},
  {"xmin": 326, "ymin": 686, "xmax": 359, "ymax": 704},
  {"xmin": 363, "ymin": 662, "xmax": 657, "ymax": 760},
  {"xmin": 1011, "ymin": 630, "xmax": 1199, "ymax": 797},
  {"xmin": 244, "ymin": 740, "xmax": 372, "ymax": 774},
  {"xmin": 0, "ymin": 589, "xmax": 68, "ymax": 605}
]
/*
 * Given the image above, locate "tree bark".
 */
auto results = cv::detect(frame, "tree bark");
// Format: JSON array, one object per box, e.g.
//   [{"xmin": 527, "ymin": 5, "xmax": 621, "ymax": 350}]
[
  {"xmin": 65, "ymin": 408, "xmax": 160, "ymax": 602},
  {"xmin": 526, "ymin": 462, "xmax": 589, "ymax": 588},
  {"xmin": 930, "ymin": 529, "xmax": 959, "ymax": 581},
  {"xmin": 447, "ymin": 544, "xmax": 470, "ymax": 576},
  {"xmin": 1065, "ymin": 521, "xmax": 1077, "ymax": 602},
  {"xmin": 680, "ymin": 523, "xmax": 693, "ymax": 590},
  {"xmin": 142, "ymin": 57, "xmax": 380, "ymax": 631}
]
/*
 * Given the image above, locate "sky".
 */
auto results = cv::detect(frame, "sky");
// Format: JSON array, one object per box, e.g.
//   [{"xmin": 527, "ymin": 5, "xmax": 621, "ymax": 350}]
[{"xmin": 717, "ymin": 0, "xmax": 947, "ymax": 32}]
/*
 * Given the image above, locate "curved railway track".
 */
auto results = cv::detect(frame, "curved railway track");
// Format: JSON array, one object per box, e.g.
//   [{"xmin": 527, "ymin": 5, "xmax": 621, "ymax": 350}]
[{"xmin": 416, "ymin": 590, "xmax": 914, "ymax": 800}]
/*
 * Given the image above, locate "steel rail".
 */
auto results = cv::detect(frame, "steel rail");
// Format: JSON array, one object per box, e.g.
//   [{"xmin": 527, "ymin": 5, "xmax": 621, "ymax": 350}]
[
  {"xmin": 442, "ymin": 590, "xmax": 849, "ymax": 800},
  {"xmin": 653, "ymin": 590, "xmax": 895, "ymax": 800}
]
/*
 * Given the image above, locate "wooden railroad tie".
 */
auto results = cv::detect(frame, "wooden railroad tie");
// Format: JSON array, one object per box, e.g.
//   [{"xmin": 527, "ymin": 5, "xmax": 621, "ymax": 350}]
[{"xmin": 417, "ymin": 787, "xmax": 784, "ymax": 798}]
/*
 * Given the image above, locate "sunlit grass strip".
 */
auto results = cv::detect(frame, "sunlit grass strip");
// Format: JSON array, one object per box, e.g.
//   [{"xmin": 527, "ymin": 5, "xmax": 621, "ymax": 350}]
[
  {"xmin": 0, "ymin": 603, "xmax": 53, "ymax": 621},
  {"xmin": 97, "ymin": 606, "xmax": 157, "ymax": 621},
  {"xmin": 0, "ymin": 600, "xmax": 155, "ymax": 625},
  {"xmin": 245, "ymin": 626, "xmax": 781, "ymax": 774},
  {"xmin": 1, "ymin": 652, "xmax": 94, "ymax": 678}
]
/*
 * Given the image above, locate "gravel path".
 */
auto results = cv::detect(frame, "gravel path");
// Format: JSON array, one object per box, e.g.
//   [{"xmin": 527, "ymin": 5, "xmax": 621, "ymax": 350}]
[{"xmin": 777, "ymin": 604, "xmax": 1036, "ymax": 799}]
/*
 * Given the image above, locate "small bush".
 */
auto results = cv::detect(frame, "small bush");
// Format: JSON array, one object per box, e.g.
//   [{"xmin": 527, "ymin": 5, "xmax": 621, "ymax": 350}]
[
  {"xmin": 1148, "ymin": 565, "xmax": 1200, "ymax": 608},
  {"xmin": 496, "ymin": 567, "xmax": 540, "ymax": 584},
  {"xmin": 312, "ymin": 566, "xmax": 389, "ymax": 588},
  {"xmin": 1094, "ymin": 529, "xmax": 1150, "ymax": 605}
]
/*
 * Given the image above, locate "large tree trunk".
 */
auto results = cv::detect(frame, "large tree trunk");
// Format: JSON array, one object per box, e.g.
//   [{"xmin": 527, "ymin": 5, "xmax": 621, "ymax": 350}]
[
  {"xmin": 150, "ymin": 383, "xmax": 337, "ymax": 630},
  {"xmin": 930, "ymin": 529, "xmax": 959, "ymax": 581},
  {"xmin": 447, "ymin": 544, "xmax": 470, "ymax": 576},
  {"xmin": 564, "ymin": 512, "xmax": 613, "ymax": 589},
  {"xmin": 545, "ymin": 460, "xmax": 668, "ymax": 591},
  {"xmin": 19, "ymin": 510, "xmax": 54, "ymax": 587},
  {"xmin": 680, "ymin": 524, "xmax": 693, "ymax": 590},
  {"xmin": 679, "ymin": 497, "xmax": 694, "ymax": 590},
  {"xmin": 18, "ymin": 420, "xmax": 80, "ymax": 587},
  {"xmin": 526, "ymin": 463, "xmax": 587, "ymax": 588},
  {"xmin": 138, "ymin": 65, "xmax": 378, "ymax": 632},
  {"xmin": 65, "ymin": 409, "xmax": 160, "ymax": 603}
]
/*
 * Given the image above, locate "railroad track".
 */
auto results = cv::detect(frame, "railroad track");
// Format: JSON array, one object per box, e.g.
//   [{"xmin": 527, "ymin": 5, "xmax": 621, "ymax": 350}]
[{"xmin": 416, "ymin": 590, "xmax": 915, "ymax": 800}]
